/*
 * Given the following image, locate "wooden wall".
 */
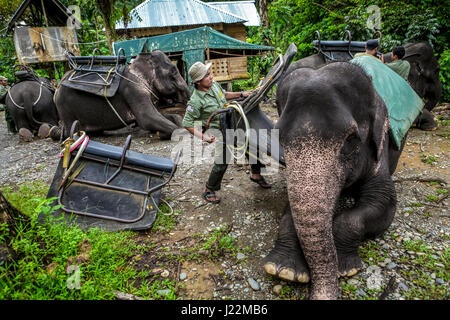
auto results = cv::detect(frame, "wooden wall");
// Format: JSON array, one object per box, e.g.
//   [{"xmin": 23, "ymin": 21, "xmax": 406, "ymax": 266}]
[{"xmin": 118, "ymin": 23, "xmax": 250, "ymax": 81}]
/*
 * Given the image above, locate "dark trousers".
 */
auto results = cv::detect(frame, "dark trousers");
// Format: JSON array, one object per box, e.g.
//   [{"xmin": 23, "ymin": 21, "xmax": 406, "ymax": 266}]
[{"xmin": 206, "ymin": 139, "xmax": 264, "ymax": 191}]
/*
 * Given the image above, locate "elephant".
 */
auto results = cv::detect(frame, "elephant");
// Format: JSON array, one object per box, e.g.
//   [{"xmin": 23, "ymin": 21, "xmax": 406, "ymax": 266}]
[
  {"xmin": 264, "ymin": 61, "xmax": 405, "ymax": 299},
  {"xmin": 283, "ymin": 42, "xmax": 442, "ymax": 130},
  {"xmin": 4, "ymin": 77, "xmax": 58, "ymax": 142},
  {"xmin": 54, "ymin": 50, "xmax": 190, "ymax": 140},
  {"xmin": 384, "ymin": 42, "xmax": 442, "ymax": 130}
]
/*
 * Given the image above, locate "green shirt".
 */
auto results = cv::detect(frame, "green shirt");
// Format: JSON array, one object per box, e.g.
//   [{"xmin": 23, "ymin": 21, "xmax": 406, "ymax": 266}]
[
  {"xmin": 182, "ymin": 81, "xmax": 227, "ymax": 130},
  {"xmin": 386, "ymin": 59, "xmax": 410, "ymax": 81}
]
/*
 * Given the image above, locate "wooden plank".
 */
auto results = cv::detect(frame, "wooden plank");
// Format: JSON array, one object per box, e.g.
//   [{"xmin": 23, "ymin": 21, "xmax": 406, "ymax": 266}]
[{"xmin": 14, "ymin": 26, "xmax": 79, "ymax": 64}]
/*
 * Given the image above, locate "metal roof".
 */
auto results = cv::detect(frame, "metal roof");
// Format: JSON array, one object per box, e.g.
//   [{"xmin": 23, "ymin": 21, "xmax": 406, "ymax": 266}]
[
  {"xmin": 208, "ymin": 1, "xmax": 261, "ymax": 27},
  {"xmin": 115, "ymin": 0, "xmax": 248, "ymax": 30}
]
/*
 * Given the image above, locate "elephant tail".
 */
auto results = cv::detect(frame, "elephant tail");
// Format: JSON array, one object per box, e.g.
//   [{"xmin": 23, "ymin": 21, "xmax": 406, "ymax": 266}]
[{"xmin": 25, "ymin": 82, "xmax": 47, "ymax": 129}]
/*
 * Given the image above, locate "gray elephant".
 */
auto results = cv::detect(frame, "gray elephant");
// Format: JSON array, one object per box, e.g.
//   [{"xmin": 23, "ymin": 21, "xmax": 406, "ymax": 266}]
[
  {"xmin": 4, "ymin": 76, "xmax": 58, "ymax": 141},
  {"xmin": 54, "ymin": 50, "xmax": 190, "ymax": 140},
  {"xmin": 264, "ymin": 62, "xmax": 406, "ymax": 299},
  {"xmin": 384, "ymin": 42, "xmax": 442, "ymax": 130},
  {"xmin": 284, "ymin": 42, "xmax": 442, "ymax": 130}
]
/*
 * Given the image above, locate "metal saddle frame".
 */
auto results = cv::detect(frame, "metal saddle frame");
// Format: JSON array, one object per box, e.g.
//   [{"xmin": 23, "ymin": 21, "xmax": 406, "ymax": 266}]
[
  {"xmin": 206, "ymin": 43, "xmax": 298, "ymax": 167},
  {"xmin": 43, "ymin": 121, "xmax": 180, "ymax": 231},
  {"xmin": 65, "ymin": 48, "xmax": 127, "ymax": 87},
  {"xmin": 313, "ymin": 30, "xmax": 383, "ymax": 62}
]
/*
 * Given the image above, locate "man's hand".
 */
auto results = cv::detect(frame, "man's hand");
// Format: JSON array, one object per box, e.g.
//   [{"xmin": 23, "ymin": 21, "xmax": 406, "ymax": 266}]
[{"xmin": 203, "ymin": 134, "xmax": 216, "ymax": 143}]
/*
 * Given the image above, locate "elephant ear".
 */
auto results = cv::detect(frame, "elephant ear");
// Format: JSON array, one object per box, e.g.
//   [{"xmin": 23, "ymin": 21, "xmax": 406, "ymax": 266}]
[{"xmin": 371, "ymin": 94, "xmax": 390, "ymax": 166}]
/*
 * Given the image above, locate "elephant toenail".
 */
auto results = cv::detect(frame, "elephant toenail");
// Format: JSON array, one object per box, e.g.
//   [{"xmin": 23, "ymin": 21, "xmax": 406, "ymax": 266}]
[
  {"xmin": 297, "ymin": 273, "xmax": 310, "ymax": 283},
  {"xmin": 279, "ymin": 268, "xmax": 295, "ymax": 281},
  {"xmin": 264, "ymin": 263, "xmax": 277, "ymax": 275},
  {"xmin": 346, "ymin": 268, "xmax": 359, "ymax": 277}
]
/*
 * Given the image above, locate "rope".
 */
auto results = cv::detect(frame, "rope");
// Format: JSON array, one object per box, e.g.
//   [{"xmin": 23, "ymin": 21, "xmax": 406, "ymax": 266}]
[
  {"xmin": 59, "ymin": 132, "xmax": 90, "ymax": 189},
  {"xmin": 33, "ymin": 82, "xmax": 43, "ymax": 106},
  {"xmin": 116, "ymin": 71, "xmax": 159, "ymax": 101},
  {"xmin": 7, "ymin": 90, "xmax": 24, "ymax": 109},
  {"xmin": 28, "ymin": 28, "xmax": 107, "ymax": 45},
  {"xmin": 103, "ymin": 66, "xmax": 132, "ymax": 129},
  {"xmin": 222, "ymin": 102, "xmax": 250, "ymax": 160}
]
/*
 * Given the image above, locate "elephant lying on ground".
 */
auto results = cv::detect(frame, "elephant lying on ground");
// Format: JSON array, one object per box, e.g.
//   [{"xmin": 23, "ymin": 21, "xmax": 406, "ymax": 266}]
[
  {"xmin": 4, "ymin": 77, "xmax": 58, "ymax": 141},
  {"xmin": 284, "ymin": 42, "xmax": 442, "ymax": 130},
  {"xmin": 54, "ymin": 50, "xmax": 190, "ymax": 140},
  {"xmin": 264, "ymin": 62, "xmax": 405, "ymax": 299}
]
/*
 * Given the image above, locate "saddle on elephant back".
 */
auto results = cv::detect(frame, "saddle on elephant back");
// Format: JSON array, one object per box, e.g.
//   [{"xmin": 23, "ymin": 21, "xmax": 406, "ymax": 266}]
[
  {"xmin": 313, "ymin": 30, "xmax": 382, "ymax": 62},
  {"xmin": 60, "ymin": 49, "xmax": 127, "ymax": 97},
  {"xmin": 13, "ymin": 64, "xmax": 55, "ymax": 93},
  {"xmin": 42, "ymin": 121, "xmax": 180, "ymax": 231},
  {"xmin": 205, "ymin": 43, "xmax": 298, "ymax": 168}
]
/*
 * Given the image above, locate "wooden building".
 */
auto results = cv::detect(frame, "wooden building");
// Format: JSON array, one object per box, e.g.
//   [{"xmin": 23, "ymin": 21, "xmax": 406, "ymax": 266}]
[
  {"xmin": 6, "ymin": 0, "xmax": 81, "ymax": 66},
  {"xmin": 114, "ymin": 0, "xmax": 271, "ymax": 83}
]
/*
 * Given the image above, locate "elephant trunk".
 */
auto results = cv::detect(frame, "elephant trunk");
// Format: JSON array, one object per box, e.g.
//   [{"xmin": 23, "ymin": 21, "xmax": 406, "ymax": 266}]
[{"xmin": 284, "ymin": 138, "xmax": 344, "ymax": 299}]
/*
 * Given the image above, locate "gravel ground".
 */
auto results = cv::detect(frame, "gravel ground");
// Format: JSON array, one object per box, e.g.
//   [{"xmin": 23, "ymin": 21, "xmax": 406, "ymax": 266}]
[{"xmin": 0, "ymin": 103, "xmax": 448, "ymax": 300}]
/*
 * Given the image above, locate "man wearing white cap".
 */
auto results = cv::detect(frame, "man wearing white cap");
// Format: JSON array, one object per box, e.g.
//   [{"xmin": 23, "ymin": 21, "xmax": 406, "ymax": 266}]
[
  {"xmin": 183, "ymin": 61, "xmax": 271, "ymax": 204},
  {"xmin": 0, "ymin": 76, "xmax": 8, "ymax": 111}
]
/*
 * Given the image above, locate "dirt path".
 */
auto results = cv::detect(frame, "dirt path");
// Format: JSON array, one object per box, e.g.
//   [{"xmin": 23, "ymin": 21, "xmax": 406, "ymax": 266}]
[{"xmin": 0, "ymin": 103, "xmax": 448, "ymax": 300}]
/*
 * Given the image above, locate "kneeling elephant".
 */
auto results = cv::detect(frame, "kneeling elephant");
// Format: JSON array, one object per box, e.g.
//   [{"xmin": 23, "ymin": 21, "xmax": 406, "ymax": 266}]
[{"xmin": 264, "ymin": 62, "xmax": 405, "ymax": 299}]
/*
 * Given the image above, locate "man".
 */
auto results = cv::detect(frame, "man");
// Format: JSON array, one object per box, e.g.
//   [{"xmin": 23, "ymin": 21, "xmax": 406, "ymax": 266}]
[
  {"xmin": 385, "ymin": 46, "xmax": 410, "ymax": 81},
  {"xmin": 355, "ymin": 39, "xmax": 384, "ymax": 61},
  {"xmin": 0, "ymin": 76, "xmax": 16, "ymax": 133},
  {"xmin": 183, "ymin": 61, "xmax": 271, "ymax": 204},
  {"xmin": 0, "ymin": 76, "xmax": 8, "ymax": 111}
]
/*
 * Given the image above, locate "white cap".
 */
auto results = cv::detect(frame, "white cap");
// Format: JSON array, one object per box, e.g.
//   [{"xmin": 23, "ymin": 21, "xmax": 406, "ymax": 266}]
[{"xmin": 188, "ymin": 61, "xmax": 212, "ymax": 83}]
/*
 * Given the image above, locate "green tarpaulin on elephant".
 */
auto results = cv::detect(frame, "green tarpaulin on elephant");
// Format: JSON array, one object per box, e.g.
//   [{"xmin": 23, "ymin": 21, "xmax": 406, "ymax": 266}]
[{"xmin": 350, "ymin": 55, "xmax": 424, "ymax": 149}]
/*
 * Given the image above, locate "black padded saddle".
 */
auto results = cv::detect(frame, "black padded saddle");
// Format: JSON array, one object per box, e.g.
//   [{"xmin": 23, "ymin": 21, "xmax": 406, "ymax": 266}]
[
  {"xmin": 42, "ymin": 126, "xmax": 179, "ymax": 232},
  {"xmin": 60, "ymin": 49, "xmax": 127, "ymax": 97}
]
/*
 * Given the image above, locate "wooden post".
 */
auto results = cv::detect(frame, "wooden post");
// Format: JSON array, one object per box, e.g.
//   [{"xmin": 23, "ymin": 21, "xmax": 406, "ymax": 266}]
[{"xmin": 41, "ymin": 0, "xmax": 49, "ymax": 27}]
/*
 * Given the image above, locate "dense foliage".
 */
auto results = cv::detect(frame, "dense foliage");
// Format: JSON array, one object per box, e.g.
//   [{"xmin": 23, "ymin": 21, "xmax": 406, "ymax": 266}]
[
  {"xmin": 248, "ymin": 0, "xmax": 449, "ymax": 100},
  {"xmin": 0, "ymin": 0, "xmax": 448, "ymax": 100}
]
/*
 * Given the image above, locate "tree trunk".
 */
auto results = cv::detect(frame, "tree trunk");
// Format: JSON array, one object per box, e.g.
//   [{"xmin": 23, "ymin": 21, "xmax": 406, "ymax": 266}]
[
  {"xmin": 257, "ymin": 0, "xmax": 270, "ymax": 29},
  {"xmin": 96, "ymin": 0, "xmax": 116, "ymax": 54},
  {"xmin": 256, "ymin": 0, "xmax": 272, "ymax": 48}
]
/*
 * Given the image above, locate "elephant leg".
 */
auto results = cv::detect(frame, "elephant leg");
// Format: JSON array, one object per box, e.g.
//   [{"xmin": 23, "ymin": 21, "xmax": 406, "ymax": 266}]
[
  {"xmin": 263, "ymin": 206, "xmax": 310, "ymax": 283},
  {"xmin": 415, "ymin": 109, "xmax": 437, "ymax": 131},
  {"xmin": 163, "ymin": 113, "xmax": 183, "ymax": 127},
  {"xmin": 332, "ymin": 175, "xmax": 396, "ymax": 276}
]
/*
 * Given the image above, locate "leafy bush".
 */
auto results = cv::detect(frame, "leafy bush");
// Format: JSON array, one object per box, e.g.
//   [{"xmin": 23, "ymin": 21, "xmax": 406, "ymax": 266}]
[
  {"xmin": 439, "ymin": 49, "xmax": 450, "ymax": 102},
  {"xmin": 0, "ymin": 182, "xmax": 175, "ymax": 300}
]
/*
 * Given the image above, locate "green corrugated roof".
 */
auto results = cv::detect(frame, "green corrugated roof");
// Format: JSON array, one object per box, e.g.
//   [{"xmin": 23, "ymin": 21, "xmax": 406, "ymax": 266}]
[
  {"xmin": 113, "ymin": 26, "xmax": 273, "ymax": 83},
  {"xmin": 113, "ymin": 26, "xmax": 273, "ymax": 57}
]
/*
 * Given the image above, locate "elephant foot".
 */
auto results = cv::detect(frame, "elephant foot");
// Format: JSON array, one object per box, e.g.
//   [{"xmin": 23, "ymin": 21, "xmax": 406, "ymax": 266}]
[
  {"xmin": 337, "ymin": 250, "xmax": 362, "ymax": 278},
  {"xmin": 416, "ymin": 109, "xmax": 438, "ymax": 131},
  {"xmin": 38, "ymin": 123, "xmax": 51, "ymax": 139},
  {"xmin": 157, "ymin": 131, "xmax": 172, "ymax": 140},
  {"xmin": 49, "ymin": 126, "xmax": 62, "ymax": 141},
  {"xmin": 18, "ymin": 128, "xmax": 33, "ymax": 142},
  {"xmin": 264, "ymin": 261, "xmax": 310, "ymax": 283},
  {"xmin": 263, "ymin": 207, "xmax": 310, "ymax": 283}
]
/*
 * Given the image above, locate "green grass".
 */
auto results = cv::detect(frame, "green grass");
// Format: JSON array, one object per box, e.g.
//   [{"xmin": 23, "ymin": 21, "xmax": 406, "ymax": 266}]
[
  {"xmin": 421, "ymin": 153, "xmax": 438, "ymax": 165},
  {"xmin": 0, "ymin": 182, "xmax": 177, "ymax": 300}
]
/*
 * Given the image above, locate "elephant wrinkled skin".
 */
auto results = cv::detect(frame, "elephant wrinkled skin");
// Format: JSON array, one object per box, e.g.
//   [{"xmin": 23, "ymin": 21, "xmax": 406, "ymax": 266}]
[
  {"xmin": 265, "ymin": 62, "xmax": 404, "ymax": 299},
  {"xmin": 54, "ymin": 50, "xmax": 190, "ymax": 140},
  {"xmin": 5, "ymin": 79, "xmax": 58, "ymax": 141},
  {"xmin": 283, "ymin": 42, "xmax": 442, "ymax": 130}
]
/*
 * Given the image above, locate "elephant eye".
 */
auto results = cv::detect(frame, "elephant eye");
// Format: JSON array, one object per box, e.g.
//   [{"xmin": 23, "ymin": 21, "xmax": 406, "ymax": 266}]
[{"xmin": 341, "ymin": 132, "xmax": 360, "ymax": 157}]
